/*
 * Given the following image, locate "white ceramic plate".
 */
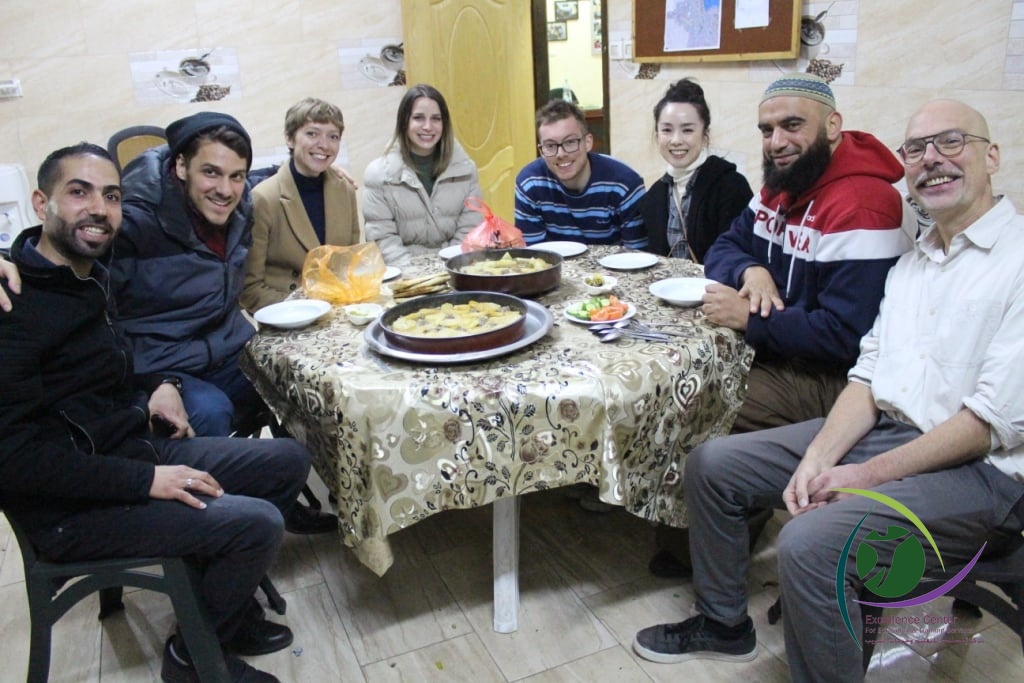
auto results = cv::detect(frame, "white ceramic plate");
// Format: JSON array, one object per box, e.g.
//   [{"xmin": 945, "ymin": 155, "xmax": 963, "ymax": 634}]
[
  {"xmin": 438, "ymin": 245, "xmax": 462, "ymax": 259},
  {"xmin": 563, "ymin": 301, "xmax": 636, "ymax": 325},
  {"xmin": 649, "ymin": 277, "xmax": 716, "ymax": 307},
  {"xmin": 382, "ymin": 265, "xmax": 402, "ymax": 282},
  {"xmin": 364, "ymin": 300, "xmax": 553, "ymax": 364},
  {"xmin": 529, "ymin": 241, "xmax": 588, "ymax": 257},
  {"xmin": 254, "ymin": 299, "xmax": 331, "ymax": 329},
  {"xmin": 597, "ymin": 251, "xmax": 659, "ymax": 271}
]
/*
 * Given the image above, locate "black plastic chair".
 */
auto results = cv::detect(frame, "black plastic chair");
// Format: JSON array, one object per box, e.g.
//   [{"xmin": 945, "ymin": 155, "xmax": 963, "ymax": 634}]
[{"xmin": 4, "ymin": 510, "xmax": 230, "ymax": 682}]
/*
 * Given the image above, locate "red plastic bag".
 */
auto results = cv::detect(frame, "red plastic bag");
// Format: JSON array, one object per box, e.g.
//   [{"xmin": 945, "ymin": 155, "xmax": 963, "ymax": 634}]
[{"xmin": 461, "ymin": 197, "xmax": 526, "ymax": 252}]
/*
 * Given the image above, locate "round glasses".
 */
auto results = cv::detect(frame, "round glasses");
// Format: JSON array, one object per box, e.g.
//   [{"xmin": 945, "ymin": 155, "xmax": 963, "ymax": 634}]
[
  {"xmin": 897, "ymin": 130, "xmax": 990, "ymax": 165},
  {"xmin": 538, "ymin": 137, "xmax": 582, "ymax": 157}
]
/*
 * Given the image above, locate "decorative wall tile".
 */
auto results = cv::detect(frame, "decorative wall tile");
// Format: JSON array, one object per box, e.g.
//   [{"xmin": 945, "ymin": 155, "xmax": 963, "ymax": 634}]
[{"xmin": 129, "ymin": 49, "xmax": 241, "ymax": 105}]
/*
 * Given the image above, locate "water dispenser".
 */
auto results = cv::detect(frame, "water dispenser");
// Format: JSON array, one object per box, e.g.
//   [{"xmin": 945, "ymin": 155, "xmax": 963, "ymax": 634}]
[{"xmin": 0, "ymin": 163, "xmax": 34, "ymax": 249}]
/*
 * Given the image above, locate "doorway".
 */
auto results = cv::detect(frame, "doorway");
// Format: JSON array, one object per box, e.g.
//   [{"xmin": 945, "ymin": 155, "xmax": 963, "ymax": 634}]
[{"xmin": 531, "ymin": 0, "xmax": 610, "ymax": 152}]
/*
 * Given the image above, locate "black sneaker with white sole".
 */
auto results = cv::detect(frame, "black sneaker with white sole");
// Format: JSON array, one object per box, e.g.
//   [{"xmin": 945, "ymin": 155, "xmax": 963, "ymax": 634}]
[
  {"xmin": 633, "ymin": 614, "xmax": 756, "ymax": 664},
  {"xmin": 160, "ymin": 636, "xmax": 279, "ymax": 683}
]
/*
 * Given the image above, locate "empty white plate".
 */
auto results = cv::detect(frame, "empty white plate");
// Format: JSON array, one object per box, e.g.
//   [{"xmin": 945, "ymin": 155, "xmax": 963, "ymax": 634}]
[
  {"xmin": 529, "ymin": 241, "xmax": 588, "ymax": 257},
  {"xmin": 649, "ymin": 277, "xmax": 716, "ymax": 307},
  {"xmin": 382, "ymin": 265, "xmax": 402, "ymax": 281},
  {"xmin": 438, "ymin": 245, "xmax": 462, "ymax": 259},
  {"xmin": 598, "ymin": 251, "xmax": 659, "ymax": 271},
  {"xmin": 254, "ymin": 299, "xmax": 331, "ymax": 329}
]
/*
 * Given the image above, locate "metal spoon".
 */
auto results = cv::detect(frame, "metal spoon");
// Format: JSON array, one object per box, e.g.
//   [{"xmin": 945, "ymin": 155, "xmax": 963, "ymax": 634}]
[
  {"xmin": 624, "ymin": 319, "xmax": 697, "ymax": 339},
  {"xmin": 588, "ymin": 320, "xmax": 633, "ymax": 333},
  {"xmin": 595, "ymin": 328, "xmax": 672, "ymax": 343}
]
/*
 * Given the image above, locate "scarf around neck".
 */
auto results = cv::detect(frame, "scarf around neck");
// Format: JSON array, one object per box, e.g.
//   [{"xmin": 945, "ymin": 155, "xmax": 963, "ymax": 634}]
[{"xmin": 665, "ymin": 148, "xmax": 708, "ymax": 201}]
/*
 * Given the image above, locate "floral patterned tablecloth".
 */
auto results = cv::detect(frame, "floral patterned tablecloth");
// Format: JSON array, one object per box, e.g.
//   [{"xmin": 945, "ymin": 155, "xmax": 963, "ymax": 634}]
[{"xmin": 241, "ymin": 245, "xmax": 754, "ymax": 575}]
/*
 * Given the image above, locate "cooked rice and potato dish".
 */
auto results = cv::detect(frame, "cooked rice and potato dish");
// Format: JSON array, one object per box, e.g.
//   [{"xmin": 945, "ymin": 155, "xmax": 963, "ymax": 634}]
[{"xmin": 389, "ymin": 300, "xmax": 523, "ymax": 338}]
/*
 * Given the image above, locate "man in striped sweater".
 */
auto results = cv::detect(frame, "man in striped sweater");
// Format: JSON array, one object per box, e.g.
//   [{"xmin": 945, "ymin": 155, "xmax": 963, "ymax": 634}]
[{"xmin": 514, "ymin": 99, "xmax": 647, "ymax": 249}]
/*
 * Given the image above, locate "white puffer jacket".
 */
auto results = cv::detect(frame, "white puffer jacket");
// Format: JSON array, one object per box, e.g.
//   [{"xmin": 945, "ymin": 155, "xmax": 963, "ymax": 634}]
[{"xmin": 362, "ymin": 140, "xmax": 482, "ymax": 265}]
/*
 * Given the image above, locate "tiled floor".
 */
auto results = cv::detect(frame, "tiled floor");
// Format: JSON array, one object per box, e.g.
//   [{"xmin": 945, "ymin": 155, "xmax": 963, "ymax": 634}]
[{"xmin": 1, "ymin": 478, "xmax": 1021, "ymax": 682}]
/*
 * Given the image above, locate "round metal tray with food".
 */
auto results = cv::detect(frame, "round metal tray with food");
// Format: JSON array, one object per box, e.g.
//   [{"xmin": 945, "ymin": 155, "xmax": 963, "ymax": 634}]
[
  {"xmin": 446, "ymin": 248, "xmax": 562, "ymax": 297},
  {"xmin": 378, "ymin": 291, "xmax": 529, "ymax": 354}
]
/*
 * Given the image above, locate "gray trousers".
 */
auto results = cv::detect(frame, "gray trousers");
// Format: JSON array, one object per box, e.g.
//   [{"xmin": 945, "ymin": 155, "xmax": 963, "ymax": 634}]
[{"xmin": 686, "ymin": 416, "xmax": 1024, "ymax": 683}]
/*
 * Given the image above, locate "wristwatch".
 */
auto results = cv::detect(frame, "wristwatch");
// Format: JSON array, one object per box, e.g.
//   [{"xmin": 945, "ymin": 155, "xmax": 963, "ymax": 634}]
[{"xmin": 159, "ymin": 376, "xmax": 184, "ymax": 394}]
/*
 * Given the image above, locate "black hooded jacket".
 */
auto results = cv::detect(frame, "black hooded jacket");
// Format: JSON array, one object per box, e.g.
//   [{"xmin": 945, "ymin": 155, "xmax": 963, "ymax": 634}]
[{"xmin": 0, "ymin": 228, "xmax": 158, "ymax": 534}]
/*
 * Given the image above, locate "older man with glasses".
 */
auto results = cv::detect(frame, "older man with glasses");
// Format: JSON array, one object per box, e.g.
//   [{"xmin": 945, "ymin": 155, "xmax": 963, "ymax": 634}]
[{"xmin": 514, "ymin": 99, "xmax": 647, "ymax": 248}]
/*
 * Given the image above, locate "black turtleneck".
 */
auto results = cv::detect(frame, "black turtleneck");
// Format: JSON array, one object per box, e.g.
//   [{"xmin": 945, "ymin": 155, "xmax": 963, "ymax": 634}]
[{"xmin": 290, "ymin": 158, "xmax": 327, "ymax": 244}]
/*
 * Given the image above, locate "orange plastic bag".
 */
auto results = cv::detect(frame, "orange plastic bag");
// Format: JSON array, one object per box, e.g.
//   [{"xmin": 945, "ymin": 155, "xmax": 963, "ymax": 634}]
[
  {"xmin": 461, "ymin": 197, "xmax": 526, "ymax": 252},
  {"xmin": 302, "ymin": 242, "xmax": 386, "ymax": 304}
]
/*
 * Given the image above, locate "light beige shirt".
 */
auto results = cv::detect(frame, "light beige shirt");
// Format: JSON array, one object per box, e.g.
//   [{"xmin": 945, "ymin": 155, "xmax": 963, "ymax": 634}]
[{"xmin": 850, "ymin": 197, "xmax": 1024, "ymax": 481}]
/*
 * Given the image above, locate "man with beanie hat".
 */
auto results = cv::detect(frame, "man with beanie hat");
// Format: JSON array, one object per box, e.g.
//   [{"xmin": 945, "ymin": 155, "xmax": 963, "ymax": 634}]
[
  {"xmin": 647, "ymin": 74, "xmax": 915, "ymax": 580},
  {"xmin": 702, "ymin": 72, "xmax": 912, "ymax": 433},
  {"xmin": 107, "ymin": 112, "xmax": 337, "ymax": 534}
]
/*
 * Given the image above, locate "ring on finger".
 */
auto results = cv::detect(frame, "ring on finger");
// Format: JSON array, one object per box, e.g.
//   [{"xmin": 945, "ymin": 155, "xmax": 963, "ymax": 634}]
[{"xmin": 186, "ymin": 477, "xmax": 194, "ymax": 488}]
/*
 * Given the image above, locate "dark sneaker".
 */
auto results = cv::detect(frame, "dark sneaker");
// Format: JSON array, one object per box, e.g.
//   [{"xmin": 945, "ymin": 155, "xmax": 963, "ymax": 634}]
[
  {"xmin": 633, "ymin": 615, "xmax": 756, "ymax": 664},
  {"xmin": 160, "ymin": 636, "xmax": 280, "ymax": 683},
  {"xmin": 225, "ymin": 617, "xmax": 294, "ymax": 656},
  {"xmin": 285, "ymin": 502, "xmax": 338, "ymax": 534},
  {"xmin": 648, "ymin": 549, "xmax": 692, "ymax": 578}
]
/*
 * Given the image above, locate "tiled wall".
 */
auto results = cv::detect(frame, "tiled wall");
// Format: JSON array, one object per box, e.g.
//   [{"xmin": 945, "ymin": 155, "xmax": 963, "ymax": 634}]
[
  {"xmin": 1, "ymin": 0, "xmax": 1022, "ymax": 207},
  {"xmin": 0, "ymin": 0, "xmax": 406, "ymax": 189}
]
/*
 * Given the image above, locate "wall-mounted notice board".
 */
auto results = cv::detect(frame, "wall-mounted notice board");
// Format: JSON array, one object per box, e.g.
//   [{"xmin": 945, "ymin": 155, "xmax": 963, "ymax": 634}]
[{"xmin": 633, "ymin": 1, "xmax": 800, "ymax": 63}]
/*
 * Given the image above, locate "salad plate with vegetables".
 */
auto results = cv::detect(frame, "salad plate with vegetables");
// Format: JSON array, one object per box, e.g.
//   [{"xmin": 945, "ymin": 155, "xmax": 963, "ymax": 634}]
[{"xmin": 564, "ymin": 295, "xmax": 635, "ymax": 324}]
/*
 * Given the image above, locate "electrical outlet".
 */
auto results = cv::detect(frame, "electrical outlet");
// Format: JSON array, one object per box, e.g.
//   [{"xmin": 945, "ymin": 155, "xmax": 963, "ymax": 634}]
[{"xmin": 0, "ymin": 79, "xmax": 23, "ymax": 98}]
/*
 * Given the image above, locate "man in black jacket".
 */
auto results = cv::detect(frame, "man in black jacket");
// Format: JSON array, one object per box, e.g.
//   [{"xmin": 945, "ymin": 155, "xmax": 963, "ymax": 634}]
[{"xmin": 0, "ymin": 143, "xmax": 305, "ymax": 683}]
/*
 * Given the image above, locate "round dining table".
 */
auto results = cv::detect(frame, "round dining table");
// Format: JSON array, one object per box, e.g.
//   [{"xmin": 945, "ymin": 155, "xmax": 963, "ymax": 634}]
[{"xmin": 241, "ymin": 244, "xmax": 754, "ymax": 632}]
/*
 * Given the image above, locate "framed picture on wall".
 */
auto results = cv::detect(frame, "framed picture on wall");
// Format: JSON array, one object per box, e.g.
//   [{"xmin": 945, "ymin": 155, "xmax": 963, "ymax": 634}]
[
  {"xmin": 554, "ymin": 1, "xmax": 579, "ymax": 22},
  {"xmin": 547, "ymin": 21, "xmax": 568, "ymax": 41}
]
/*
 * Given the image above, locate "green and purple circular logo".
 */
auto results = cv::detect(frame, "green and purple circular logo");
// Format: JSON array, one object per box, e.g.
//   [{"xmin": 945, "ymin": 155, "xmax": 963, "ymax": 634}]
[{"xmin": 833, "ymin": 488, "xmax": 986, "ymax": 648}]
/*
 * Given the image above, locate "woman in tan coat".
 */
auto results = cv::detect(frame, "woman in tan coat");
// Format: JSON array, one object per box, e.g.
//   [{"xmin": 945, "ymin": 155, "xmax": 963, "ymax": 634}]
[
  {"xmin": 242, "ymin": 98, "xmax": 362, "ymax": 312},
  {"xmin": 363, "ymin": 84, "xmax": 481, "ymax": 266}
]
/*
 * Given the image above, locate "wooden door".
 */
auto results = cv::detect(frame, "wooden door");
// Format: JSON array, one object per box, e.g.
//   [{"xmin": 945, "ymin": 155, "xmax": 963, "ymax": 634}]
[{"xmin": 401, "ymin": 0, "xmax": 536, "ymax": 222}]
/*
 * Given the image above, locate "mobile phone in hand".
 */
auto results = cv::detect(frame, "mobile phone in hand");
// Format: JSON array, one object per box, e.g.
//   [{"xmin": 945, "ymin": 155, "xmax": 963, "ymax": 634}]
[{"xmin": 151, "ymin": 415, "xmax": 175, "ymax": 438}]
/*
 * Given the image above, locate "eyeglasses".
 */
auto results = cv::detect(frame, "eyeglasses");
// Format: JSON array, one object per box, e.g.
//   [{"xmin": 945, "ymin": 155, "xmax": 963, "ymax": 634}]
[
  {"xmin": 538, "ymin": 137, "xmax": 582, "ymax": 157},
  {"xmin": 897, "ymin": 130, "xmax": 990, "ymax": 165}
]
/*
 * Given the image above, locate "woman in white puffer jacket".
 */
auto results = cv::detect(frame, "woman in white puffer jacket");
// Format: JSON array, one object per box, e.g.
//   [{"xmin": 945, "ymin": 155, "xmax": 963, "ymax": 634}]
[{"xmin": 362, "ymin": 84, "xmax": 482, "ymax": 266}]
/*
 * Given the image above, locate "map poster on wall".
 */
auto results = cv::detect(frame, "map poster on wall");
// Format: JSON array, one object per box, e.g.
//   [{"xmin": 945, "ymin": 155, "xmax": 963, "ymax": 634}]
[{"xmin": 664, "ymin": 0, "xmax": 722, "ymax": 52}]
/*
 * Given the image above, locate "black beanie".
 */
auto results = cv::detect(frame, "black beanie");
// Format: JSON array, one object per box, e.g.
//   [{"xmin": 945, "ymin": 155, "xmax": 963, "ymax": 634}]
[{"xmin": 165, "ymin": 112, "xmax": 252, "ymax": 169}]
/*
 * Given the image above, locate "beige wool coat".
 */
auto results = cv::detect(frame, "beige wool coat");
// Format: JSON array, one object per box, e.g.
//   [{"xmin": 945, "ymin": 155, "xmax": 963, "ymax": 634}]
[
  {"xmin": 242, "ymin": 163, "xmax": 362, "ymax": 312},
  {"xmin": 362, "ymin": 141, "xmax": 482, "ymax": 265}
]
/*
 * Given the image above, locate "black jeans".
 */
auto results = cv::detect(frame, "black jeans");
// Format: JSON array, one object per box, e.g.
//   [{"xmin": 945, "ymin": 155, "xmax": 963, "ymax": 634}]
[{"xmin": 31, "ymin": 435, "xmax": 309, "ymax": 643}]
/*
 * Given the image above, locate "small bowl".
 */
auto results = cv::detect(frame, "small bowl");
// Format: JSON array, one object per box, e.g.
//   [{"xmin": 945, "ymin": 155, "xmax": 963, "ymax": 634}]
[
  {"xmin": 343, "ymin": 303, "xmax": 383, "ymax": 326},
  {"xmin": 582, "ymin": 273, "xmax": 618, "ymax": 296}
]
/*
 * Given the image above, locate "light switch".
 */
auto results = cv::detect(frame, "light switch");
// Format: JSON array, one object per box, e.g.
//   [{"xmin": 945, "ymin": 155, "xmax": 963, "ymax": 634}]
[{"xmin": 0, "ymin": 79, "xmax": 23, "ymax": 98}]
